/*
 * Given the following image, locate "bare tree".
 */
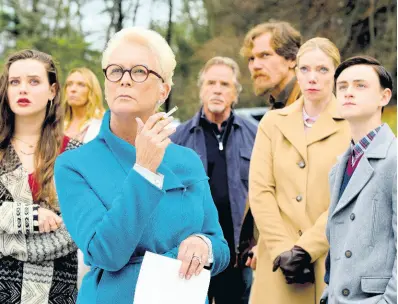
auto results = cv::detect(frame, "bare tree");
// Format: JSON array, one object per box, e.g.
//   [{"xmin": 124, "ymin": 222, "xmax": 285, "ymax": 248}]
[
  {"xmin": 368, "ymin": 0, "xmax": 376, "ymax": 56},
  {"xmin": 8, "ymin": 0, "xmax": 21, "ymax": 37},
  {"xmin": 132, "ymin": 0, "xmax": 140, "ymax": 25},
  {"xmin": 53, "ymin": 0, "xmax": 65, "ymax": 36},
  {"xmin": 72, "ymin": 0, "xmax": 84, "ymax": 33},
  {"xmin": 32, "ymin": 0, "xmax": 39, "ymax": 12},
  {"xmin": 164, "ymin": 0, "xmax": 173, "ymax": 112},
  {"xmin": 115, "ymin": 0, "xmax": 124, "ymax": 32},
  {"xmin": 104, "ymin": 0, "xmax": 116, "ymax": 44},
  {"xmin": 148, "ymin": 0, "xmax": 155, "ymax": 28}
]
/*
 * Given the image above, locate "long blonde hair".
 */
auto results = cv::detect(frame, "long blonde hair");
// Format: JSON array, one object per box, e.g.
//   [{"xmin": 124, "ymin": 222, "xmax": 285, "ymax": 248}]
[
  {"xmin": 0, "ymin": 50, "xmax": 63, "ymax": 208},
  {"xmin": 63, "ymin": 67, "xmax": 104, "ymax": 130}
]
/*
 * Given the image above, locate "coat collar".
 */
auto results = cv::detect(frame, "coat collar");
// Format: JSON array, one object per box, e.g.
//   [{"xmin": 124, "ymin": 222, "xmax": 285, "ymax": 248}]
[
  {"xmin": 274, "ymin": 95, "xmax": 344, "ymax": 161},
  {"xmin": 331, "ymin": 124, "xmax": 395, "ymax": 217},
  {"xmin": 363, "ymin": 123, "xmax": 395, "ymax": 159},
  {"xmin": 0, "ymin": 144, "xmax": 21, "ymax": 176},
  {"xmin": 98, "ymin": 111, "xmax": 197, "ymax": 191},
  {"xmin": 269, "ymin": 76, "xmax": 298, "ymax": 108},
  {"xmin": 187, "ymin": 107, "xmax": 244, "ymax": 133},
  {"xmin": 277, "ymin": 94, "xmax": 342, "ymax": 118}
]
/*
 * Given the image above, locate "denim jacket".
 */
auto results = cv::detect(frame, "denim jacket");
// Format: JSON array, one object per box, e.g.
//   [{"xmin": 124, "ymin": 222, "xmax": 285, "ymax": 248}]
[{"xmin": 171, "ymin": 109, "xmax": 257, "ymax": 251}]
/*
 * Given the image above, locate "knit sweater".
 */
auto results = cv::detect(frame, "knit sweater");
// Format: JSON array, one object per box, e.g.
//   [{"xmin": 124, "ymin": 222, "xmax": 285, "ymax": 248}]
[{"xmin": 0, "ymin": 137, "xmax": 81, "ymax": 304}]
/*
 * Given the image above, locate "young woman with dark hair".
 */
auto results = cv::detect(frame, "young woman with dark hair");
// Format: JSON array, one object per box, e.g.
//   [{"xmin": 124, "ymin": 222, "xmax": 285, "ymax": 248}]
[{"xmin": 0, "ymin": 49, "xmax": 80, "ymax": 304}]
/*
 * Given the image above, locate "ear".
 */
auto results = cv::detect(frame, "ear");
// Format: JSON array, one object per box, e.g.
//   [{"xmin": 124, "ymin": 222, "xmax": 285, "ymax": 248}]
[
  {"xmin": 157, "ymin": 99, "xmax": 165, "ymax": 107},
  {"xmin": 288, "ymin": 59, "xmax": 297, "ymax": 69},
  {"xmin": 49, "ymin": 83, "xmax": 57, "ymax": 100},
  {"xmin": 199, "ymin": 85, "xmax": 205, "ymax": 104},
  {"xmin": 294, "ymin": 66, "xmax": 299, "ymax": 78},
  {"xmin": 159, "ymin": 83, "xmax": 171, "ymax": 101},
  {"xmin": 380, "ymin": 88, "xmax": 392, "ymax": 107}
]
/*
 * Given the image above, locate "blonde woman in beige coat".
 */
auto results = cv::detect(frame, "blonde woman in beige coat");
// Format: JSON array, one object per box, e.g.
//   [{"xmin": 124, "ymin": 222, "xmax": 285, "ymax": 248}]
[{"xmin": 249, "ymin": 38, "xmax": 351, "ymax": 304}]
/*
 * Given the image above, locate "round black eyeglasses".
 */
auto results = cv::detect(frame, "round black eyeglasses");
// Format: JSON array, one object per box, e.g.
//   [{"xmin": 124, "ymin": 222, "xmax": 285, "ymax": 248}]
[{"xmin": 103, "ymin": 64, "xmax": 164, "ymax": 83}]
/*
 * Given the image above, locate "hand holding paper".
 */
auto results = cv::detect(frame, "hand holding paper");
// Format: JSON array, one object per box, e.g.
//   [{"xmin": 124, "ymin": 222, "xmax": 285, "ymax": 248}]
[{"xmin": 134, "ymin": 251, "xmax": 211, "ymax": 304}]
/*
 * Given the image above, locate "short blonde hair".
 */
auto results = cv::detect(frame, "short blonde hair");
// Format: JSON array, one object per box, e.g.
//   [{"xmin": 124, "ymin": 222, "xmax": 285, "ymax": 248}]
[
  {"xmin": 198, "ymin": 56, "xmax": 242, "ymax": 96},
  {"xmin": 240, "ymin": 21, "xmax": 302, "ymax": 61},
  {"xmin": 297, "ymin": 37, "xmax": 341, "ymax": 68},
  {"xmin": 63, "ymin": 67, "xmax": 105, "ymax": 130},
  {"xmin": 102, "ymin": 27, "xmax": 176, "ymax": 86}
]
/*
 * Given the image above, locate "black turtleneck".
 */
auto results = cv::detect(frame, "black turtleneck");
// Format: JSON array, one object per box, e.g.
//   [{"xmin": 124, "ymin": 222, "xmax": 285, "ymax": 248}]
[{"xmin": 200, "ymin": 112, "xmax": 236, "ymax": 260}]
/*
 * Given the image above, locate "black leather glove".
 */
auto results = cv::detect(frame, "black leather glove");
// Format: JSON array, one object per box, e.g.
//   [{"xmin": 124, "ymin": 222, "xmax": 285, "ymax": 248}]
[
  {"xmin": 273, "ymin": 245, "xmax": 315, "ymax": 284},
  {"xmin": 284, "ymin": 264, "xmax": 315, "ymax": 284}
]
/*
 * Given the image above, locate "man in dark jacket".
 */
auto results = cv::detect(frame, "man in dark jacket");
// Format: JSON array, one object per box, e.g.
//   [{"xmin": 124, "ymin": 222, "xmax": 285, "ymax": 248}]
[{"xmin": 171, "ymin": 56, "xmax": 256, "ymax": 304}]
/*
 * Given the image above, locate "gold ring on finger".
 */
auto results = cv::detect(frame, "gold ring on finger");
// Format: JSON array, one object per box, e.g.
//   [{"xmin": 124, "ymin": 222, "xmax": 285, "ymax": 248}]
[{"xmin": 192, "ymin": 255, "xmax": 203, "ymax": 265}]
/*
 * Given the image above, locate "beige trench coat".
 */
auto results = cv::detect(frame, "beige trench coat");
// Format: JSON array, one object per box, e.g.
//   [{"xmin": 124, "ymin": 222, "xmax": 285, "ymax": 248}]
[
  {"xmin": 240, "ymin": 81, "xmax": 301, "ymax": 251},
  {"xmin": 249, "ymin": 96, "xmax": 351, "ymax": 304}
]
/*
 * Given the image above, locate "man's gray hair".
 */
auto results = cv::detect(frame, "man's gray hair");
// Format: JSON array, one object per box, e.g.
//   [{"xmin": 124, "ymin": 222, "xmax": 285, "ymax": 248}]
[{"xmin": 197, "ymin": 56, "xmax": 243, "ymax": 105}]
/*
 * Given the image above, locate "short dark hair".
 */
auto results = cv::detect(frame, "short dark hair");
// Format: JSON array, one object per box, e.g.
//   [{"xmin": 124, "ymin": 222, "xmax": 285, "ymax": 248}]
[{"xmin": 334, "ymin": 55, "xmax": 393, "ymax": 92}]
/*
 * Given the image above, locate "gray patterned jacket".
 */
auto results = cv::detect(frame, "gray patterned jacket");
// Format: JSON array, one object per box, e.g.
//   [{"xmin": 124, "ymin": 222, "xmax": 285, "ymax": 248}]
[{"xmin": 0, "ymin": 138, "xmax": 80, "ymax": 304}]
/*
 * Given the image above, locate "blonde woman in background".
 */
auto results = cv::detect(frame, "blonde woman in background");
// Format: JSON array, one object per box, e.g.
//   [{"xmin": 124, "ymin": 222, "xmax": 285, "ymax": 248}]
[
  {"xmin": 63, "ymin": 67, "xmax": 105, "ymax": 143},
  {"xmin": 249, "ymin": 37, "xmax": 351, "ymax": 304},
  {"xmin": 63, "ymin": 67, "xmax": 105, "ymax": 288}
]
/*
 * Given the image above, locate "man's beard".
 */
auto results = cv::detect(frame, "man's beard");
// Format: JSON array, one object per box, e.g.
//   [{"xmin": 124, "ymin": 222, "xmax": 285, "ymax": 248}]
[
  {"xmin": 252, "ymin": 75, "xmax": 274, "ymax": 96},
  {"xmin": 208, "ymin": 103, "xmax": 225, "ymax": 114},
  {"xmin": 253, "ymin": 82, "xmax": 272, "ymax": 96}
]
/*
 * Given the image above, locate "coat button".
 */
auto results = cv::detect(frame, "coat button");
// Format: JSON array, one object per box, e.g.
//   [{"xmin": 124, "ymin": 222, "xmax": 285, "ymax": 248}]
[
  {"xmin": 298, "ymin": 160, "xmax": 306, "ymax": 168},
  {"xmin": 320, "ymin": 300, "xmax": 327, "ymax": 304},
  {"xmin": 296, "ymin": 195, "xmax": 303, "ymax": 202},
  {"xmin": 298, "ymin": 230, "xmax": 303, "ymax": 236},
  {"xmin": 342, "ymin": 288, "xmax": 350, "ymax": 296},
  {"xmin": 345, "ymin": 250, "xmax": 352, "ymax": 258},
  {"xmin": 350, "ymin": 213, "xmax": 355, "ymax": 220}
]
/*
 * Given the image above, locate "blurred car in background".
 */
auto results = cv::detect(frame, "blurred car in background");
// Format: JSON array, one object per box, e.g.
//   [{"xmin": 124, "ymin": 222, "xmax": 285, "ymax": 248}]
[{"xmin": 234, "ymin": 107, "xmax": 269, "ymax": 126}]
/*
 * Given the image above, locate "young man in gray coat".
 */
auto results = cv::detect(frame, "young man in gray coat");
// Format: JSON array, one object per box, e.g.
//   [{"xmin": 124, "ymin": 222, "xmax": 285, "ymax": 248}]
[{"xmin": 321, "ymin": 56, "xmax": 396, "ymax": 304}]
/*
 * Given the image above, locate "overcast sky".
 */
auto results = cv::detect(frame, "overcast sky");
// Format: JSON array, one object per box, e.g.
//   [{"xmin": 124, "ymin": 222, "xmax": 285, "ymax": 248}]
[{"xmin": 80, "ymin": 0, "xmax": 183, "ymax": 51}]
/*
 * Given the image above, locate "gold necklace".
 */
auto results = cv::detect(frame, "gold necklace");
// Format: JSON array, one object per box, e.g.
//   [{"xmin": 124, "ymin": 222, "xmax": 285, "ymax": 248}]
[
  {"xmin": 12, "ymin": 138, "xmax": 36, "ymax": 156},
  {"xmin": 19, "ymin": 149, "xmax": 35, "ymax": 155},
  {"xmin": 13, "ymin": 136, "xmax": 38, "ymax": 149}
]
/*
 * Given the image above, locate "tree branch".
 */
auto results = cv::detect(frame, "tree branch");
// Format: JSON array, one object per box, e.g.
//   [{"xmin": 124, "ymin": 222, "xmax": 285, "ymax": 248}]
[{"xmin": 132, "ymin": 0, "xmax": 140, "ymax": 25}]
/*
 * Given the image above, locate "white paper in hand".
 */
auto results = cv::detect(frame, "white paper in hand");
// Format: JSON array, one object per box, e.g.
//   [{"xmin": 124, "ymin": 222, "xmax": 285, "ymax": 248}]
[{"xmin": 134, "ymin": 251, "xmax": 210, "ymax": 304}]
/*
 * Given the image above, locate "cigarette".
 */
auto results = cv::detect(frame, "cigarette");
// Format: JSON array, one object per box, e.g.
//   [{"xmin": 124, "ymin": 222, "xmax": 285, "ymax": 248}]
[{"xmin": 161, "ymin": 106, "xmax": 178, "ymax": 119}]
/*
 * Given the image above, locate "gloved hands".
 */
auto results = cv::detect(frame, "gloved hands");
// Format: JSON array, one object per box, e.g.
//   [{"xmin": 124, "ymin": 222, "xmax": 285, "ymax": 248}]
[{"xmin": 273, "ymin": 245, "xmax": 315, "ymax": 284}]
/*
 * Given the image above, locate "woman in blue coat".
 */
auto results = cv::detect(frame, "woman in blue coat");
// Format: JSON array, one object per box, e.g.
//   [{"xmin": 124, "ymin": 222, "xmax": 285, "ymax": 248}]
[{"xmin": 54, "ymin": 27, "xmax": 230, "ymax": 304}]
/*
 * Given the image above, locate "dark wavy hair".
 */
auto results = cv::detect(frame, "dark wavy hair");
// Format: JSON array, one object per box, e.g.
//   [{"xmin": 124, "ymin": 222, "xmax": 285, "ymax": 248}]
[
  {"xmin": 0, "ymin": 49, "xmax": 63, "ymax": 209},
  {"xmin": 335, "ymin": 55, "xmax": 393, "ymax": 91},
  {"xmin": 335, "ymin": 55, "xmax": 393, "ymax": 114}
]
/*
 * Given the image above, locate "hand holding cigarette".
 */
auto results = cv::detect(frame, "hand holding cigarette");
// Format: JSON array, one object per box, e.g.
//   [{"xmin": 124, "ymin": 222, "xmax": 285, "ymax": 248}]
[
  {"xmin": 134, "ymin": 107, "xmax": 178, "ymax": 173},
  {"xmin": 160, "ymin": 106, "xmax": 178, "ymax": 120}
]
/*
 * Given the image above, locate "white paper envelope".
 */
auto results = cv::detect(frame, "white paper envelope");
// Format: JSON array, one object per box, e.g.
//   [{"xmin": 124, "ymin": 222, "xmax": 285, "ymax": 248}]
[{"xmin": 134, "ymin": 251, "xmax": 211, "ymax": 304}]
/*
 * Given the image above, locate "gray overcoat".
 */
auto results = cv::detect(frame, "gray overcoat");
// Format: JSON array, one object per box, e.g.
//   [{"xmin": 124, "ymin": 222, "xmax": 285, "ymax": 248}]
[{"xmin": 322, "ymin": 124, "xmax": 397, "ymax": 304}]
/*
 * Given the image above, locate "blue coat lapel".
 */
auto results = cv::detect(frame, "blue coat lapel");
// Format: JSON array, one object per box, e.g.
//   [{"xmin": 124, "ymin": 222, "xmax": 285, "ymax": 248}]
[{"xmin": 98, "ymin": 111, "xmax": 198, "ymax": 191}]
